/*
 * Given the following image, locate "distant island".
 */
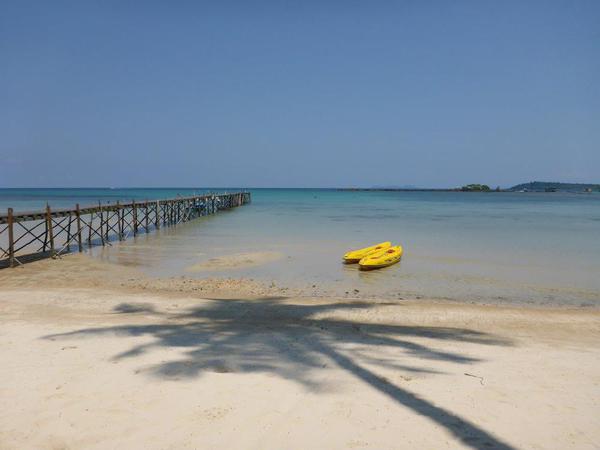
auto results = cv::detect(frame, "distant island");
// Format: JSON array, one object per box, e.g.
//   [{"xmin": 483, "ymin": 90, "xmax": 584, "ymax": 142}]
[
  {"xmin": 339, "ymin": 181, "xmax": 599, "ymax": 193},
  {"xmin": 507, "ymin": 181, "xmax": 600, "ymax": 192}
]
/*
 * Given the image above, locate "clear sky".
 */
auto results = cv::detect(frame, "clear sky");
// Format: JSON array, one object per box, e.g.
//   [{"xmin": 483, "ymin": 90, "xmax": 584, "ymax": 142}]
[{"xmin": 1, "ymin": 1, "xmax": 598, "ymax": 188}]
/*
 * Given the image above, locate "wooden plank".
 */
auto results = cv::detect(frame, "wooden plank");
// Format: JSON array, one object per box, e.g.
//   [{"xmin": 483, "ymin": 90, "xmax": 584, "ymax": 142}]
[
  {"xmin": 46, "ymin": 205, "xmax": 55, "ymax": 256},
  {"xmin": 7, "ymin": 208, "xmax": 15, "ymax": 267},
  {"xmin": 132, "ymin": 200, "xmax": 138, "ymax": 236},
  {"xmin": 76, "ymin": 204, "xmax": 83, "ymax": 252},
  {"xmin": 99, "ymin": 203, "xmax": 106, "ymax": 246},
  {"xmin": 117, "ymin": 201, "xmax": 123, "ymax": 240},
  {"xmin": 88, "ymin": 209, "xmax": 93, "ymax": 246},
  {"xmin": 66, "ymin": 214, "xmax": 73, "ymax": 251},
  {"xmin": 42, "ymin": 206, "xmax": 49, "ymax": 251},
  {"xmin": 155, "ymin": 201, "xmax": 160, "ymax": 229}
]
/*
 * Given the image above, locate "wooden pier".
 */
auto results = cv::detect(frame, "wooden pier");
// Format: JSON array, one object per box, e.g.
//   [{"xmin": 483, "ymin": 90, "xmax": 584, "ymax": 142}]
[{"xmin": 0, "ymin": 192, "xmax": 251, "ymax": 268}]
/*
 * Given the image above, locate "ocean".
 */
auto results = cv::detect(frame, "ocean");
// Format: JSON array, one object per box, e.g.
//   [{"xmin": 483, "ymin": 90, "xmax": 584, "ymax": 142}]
[{"xmin": 2, "ymin": 188, "xmax": 599, "ymax": 306}]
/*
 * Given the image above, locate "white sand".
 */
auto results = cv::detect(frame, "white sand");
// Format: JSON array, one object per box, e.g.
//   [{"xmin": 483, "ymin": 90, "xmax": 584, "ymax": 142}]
[{"xmin": 1, "ymin": 256, "xmax": 599, "ymax": 449}]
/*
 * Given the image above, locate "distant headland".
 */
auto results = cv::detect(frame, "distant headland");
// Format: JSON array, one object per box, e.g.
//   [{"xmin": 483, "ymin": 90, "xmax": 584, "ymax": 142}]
[{"xmin": 339, "ymin": 181, "xmax": 600, "ymax": 193}]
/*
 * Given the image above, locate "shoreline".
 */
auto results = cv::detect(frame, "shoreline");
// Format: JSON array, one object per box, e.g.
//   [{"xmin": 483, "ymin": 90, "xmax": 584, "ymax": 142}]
[{"xmin": 1, "ymin": 252, "xmax": 598, "ymax": 309}]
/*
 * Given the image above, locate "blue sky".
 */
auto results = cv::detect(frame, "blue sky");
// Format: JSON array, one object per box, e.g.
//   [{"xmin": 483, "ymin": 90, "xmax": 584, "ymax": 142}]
[{"xmin": 1, "ymin": 1, "xmax": 598, "ymax": 188}]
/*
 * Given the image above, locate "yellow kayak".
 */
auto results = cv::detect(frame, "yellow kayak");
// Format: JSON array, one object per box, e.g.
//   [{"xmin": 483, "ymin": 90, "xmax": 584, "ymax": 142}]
[
  {"xmin": 359, "ymin": 245, "xmax": 403, "ymax": 270},
  {"xmin": 343, "ymin": 241, "xmax": 391, "ymax": 263}
]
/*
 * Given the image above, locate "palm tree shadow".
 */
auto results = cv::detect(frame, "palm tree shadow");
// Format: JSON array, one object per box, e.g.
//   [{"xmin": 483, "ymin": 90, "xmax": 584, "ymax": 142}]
[{"xmin": 45, "ymin": 296, "xmax": 515, "ymax": 449}]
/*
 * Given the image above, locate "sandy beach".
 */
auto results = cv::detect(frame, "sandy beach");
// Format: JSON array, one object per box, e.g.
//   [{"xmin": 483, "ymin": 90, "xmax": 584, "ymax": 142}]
[{"xmin": 1, "ymin": 255, "xmax": 599, "ymax": 449}]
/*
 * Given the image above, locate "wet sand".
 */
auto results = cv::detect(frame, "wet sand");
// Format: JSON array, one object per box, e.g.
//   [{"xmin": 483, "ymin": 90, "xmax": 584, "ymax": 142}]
[
  {"xmin": 186, "ymin": 251, "xmax": 285, "ymax": 272},
  {"xmin": 1, "ymin": 255, "xmax": 599, "ymax": 449}
]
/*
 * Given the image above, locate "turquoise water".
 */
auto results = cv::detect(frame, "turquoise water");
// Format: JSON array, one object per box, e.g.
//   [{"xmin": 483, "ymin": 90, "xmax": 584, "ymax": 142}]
[{"xmin": 2, "ymin": 188, "xmax": 600, "ymax": 305}]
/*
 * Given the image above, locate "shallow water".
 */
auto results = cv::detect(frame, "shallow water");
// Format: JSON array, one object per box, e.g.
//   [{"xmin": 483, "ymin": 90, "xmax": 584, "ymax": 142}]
[{"xmin": 2, "ymin": 188, "xmax": 600, "ymax": 305}]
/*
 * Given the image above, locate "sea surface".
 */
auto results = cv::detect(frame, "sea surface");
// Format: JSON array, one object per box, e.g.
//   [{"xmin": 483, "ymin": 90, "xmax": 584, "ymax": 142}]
[{"xmin": 2, "ymin": 188, "xmax": 600, "ymax": 306}]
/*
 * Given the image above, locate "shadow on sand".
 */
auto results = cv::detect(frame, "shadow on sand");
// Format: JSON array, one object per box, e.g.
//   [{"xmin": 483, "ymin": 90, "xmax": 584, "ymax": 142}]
[{"xmin": 46, "ymin": 296, "xmax": 515, "ymax": 449}]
